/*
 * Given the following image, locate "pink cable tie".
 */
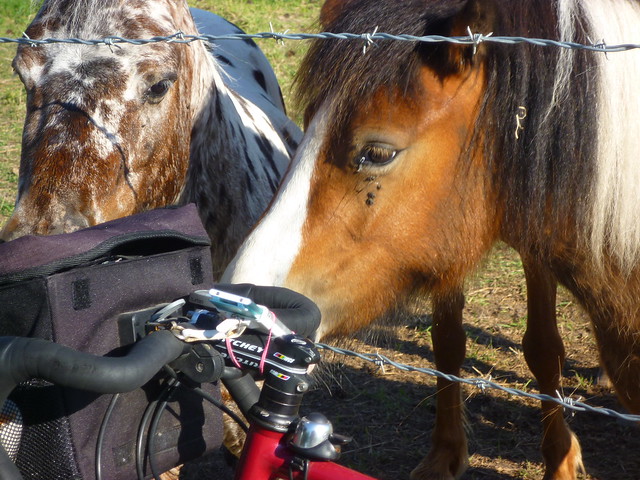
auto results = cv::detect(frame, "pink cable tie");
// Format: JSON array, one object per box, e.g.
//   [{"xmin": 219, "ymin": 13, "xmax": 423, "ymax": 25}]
[
  {"xmin": 258, "ymin": 310, "xmax": 276, "ymax": 374},
  {"xmin": 225, "ymin": 336, "xmax": 243, "ymax": 369}
]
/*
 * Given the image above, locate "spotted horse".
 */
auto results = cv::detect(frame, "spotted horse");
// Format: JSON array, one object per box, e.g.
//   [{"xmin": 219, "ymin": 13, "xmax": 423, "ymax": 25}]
[{"xmin": 1, "ymin": 0, "xmax": 302, "ymax": 277}]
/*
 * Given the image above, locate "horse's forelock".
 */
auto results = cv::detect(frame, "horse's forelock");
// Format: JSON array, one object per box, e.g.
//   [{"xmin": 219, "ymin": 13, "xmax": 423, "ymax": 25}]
[
  {"xmin": 35, "ymin": 0, "xmax": 193, "ymax": 37},
  {"xmin": 296, "ymin": 0, "xmax": 474, "ymax": 144}
]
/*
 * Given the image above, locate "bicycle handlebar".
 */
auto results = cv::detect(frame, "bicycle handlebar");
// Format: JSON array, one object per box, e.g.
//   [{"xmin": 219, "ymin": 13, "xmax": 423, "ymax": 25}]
[
  {"xmin": 0, "ymin": 330, "xmax": 187, "ymax": 480},
  {"xmin": 0, "ymin": 285, "xmax": 322, "ymax": 480},
  {"xmin": 0, "ymin": 330, "xmax": 185, "ymax": 400},
  {"xmin": 213, "ymin": 284, "xmax": 321, "ymax": 338}
]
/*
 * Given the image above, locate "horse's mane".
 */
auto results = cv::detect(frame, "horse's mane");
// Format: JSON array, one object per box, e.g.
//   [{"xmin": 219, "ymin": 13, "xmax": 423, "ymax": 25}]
[
  {"xmin": 479, "ymin": 0, "xmax": 599, "ymax": 255},
  {"xmin": 34, "ymin": 0, "xmax": 118, "ymax": 35},
  {"xmin": 297, "ymin": 0, "xmax": 640, "ymax": 269},
  {"xmin": 33, "ymin": 0, "xmax": 182, "ymax": 37},
  {"xmin": 296, "ymin": 0, "xmax": 462, "ymax": 134}
]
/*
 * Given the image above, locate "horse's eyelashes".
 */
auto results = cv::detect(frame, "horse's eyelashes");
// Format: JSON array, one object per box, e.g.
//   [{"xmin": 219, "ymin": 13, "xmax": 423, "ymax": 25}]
[{"xmin": 356, "ymin": 144, "xmax": 399, "ymax": 170}]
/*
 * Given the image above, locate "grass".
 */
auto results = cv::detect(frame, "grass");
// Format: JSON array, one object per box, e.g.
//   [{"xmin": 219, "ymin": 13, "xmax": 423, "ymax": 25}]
[
  {"xmin": 0, "ymin": 0, "xmax": 320, "ymax": 225},
  {"xmin": 0, "ymin": 1, "xmax": 34, "ymax": 221}
]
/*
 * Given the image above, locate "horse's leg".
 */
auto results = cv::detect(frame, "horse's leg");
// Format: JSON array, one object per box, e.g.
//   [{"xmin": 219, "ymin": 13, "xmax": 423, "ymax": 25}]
[
  {"xmin": 521, "ymin": 258, "xmax": 583, "ymax": 480},
  {"xmin": 590, "ymin": 315, "xmax": 640, "ymax": 413},
  {"xmin": 411, "ymin": 287, "xmax": 467, "ymax": 480}
]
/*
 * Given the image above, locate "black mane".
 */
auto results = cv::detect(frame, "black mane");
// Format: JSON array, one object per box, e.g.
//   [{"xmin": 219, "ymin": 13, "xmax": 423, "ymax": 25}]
[{"xmin": 296, "ymin": 0, "xmax": 468, "ymax": 131}]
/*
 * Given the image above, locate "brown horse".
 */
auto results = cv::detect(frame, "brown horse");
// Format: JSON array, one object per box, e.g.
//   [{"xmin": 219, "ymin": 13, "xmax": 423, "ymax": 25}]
[
  {"xmin": 224, "ymin": 0, "xmax": 640, "ymax": 479},
  {"xmin": 1, "ymin": 0, "xmax": 302, "ymax": 276}
]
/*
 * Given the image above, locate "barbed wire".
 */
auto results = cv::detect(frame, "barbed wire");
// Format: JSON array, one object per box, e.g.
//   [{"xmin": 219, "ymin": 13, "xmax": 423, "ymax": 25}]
[
  {"xmin": 0, "ymin": 30, "xmax": 639, "ymax": 53},
  {"xmin": 316, "ymin": 342, "xmax": 640, "ymax": 424}
]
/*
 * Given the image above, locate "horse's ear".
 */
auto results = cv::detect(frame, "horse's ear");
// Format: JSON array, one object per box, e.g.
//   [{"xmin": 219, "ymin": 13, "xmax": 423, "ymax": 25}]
[
  {"xmin": 320, "ymin": 0, "xmax": 359, "ymax": 27},
  {"xmin": 425, "ymin": 0, "xmax": 495, "ymax": 71},
  {"xmin": 445, "ymin": 0, "xmax": 495, "ymax": 36}
]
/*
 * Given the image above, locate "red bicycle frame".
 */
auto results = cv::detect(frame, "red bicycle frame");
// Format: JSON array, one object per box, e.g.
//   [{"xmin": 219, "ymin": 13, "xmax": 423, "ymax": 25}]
[{"xmin": 235, "ymin": 425, "xmax": 377, "ymax": 480}]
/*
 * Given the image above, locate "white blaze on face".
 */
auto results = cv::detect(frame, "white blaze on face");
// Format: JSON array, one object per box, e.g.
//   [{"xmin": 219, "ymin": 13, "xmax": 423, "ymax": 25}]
[{"xmin": 222, "ymin": 107, "xmax": 328, "ymax": 285}]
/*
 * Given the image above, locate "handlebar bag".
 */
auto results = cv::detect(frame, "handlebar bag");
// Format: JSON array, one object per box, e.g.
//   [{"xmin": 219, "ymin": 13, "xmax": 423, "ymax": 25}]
[{"xmin": 0, "ymin": 204, "xmax": 223, "ymax": 480}]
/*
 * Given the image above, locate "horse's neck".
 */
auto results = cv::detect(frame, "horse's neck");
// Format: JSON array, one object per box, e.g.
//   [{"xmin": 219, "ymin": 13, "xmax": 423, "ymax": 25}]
[
  {"xmin": 184, "ymin": 47, "xmax": 282, "ymax": 270},
  {"xmin": 188, "ymin": 53, "xmax": 259, "ymax": 184}
]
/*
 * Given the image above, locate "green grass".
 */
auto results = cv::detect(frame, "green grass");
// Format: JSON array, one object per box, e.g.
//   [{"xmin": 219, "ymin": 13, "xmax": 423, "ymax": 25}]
[
  {"xmin": 0, "ymin": 0, "xmax": 35, "ymax": 221},
  {"xmin": 0, "ymin": 0, "xmax": 35, "ymax": 36},
  {"xmin": 0, "ymin": 0, "xmax": 320, "ymax": 225}
]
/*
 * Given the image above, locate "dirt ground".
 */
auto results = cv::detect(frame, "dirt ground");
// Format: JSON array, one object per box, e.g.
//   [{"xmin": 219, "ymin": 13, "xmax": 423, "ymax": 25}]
[{"xmin": 183, "ymin": 243, "xmax": 640, "ymax": 480}]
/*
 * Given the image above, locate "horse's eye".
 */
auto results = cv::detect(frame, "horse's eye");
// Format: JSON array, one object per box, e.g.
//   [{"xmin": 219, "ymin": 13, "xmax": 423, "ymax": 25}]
[
  {"xmin": 355, "ymin": 144, "xmax": 398, "ymax": 171},
  {"xmin": 145, "ymin": 79, "xmax": 174, "ymax": 103}
]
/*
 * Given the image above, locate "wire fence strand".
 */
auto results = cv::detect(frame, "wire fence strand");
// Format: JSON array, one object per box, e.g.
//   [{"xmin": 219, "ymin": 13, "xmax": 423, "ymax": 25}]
[
  {"xmin": 316, "ymin": 343, "xmax": 640, "ymax": 424},
  {"xmin": 1, "ymin": 31, "xmax": 640, "ymax": 53}
]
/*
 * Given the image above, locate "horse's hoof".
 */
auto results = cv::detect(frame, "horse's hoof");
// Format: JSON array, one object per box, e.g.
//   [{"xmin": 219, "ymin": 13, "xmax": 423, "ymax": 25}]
[
  {"xmin": 409, "ymin": 464, "xmax": 456, "ymax": 480},
  {"xmin": 158, "ymin": 466, "xmax": 181, "ymax": 480},
  {"xmin": 409, "ymin": 452, "xmax": 468, "ymax": 480},
  {"xmin": 543, "ymin": 432, "xmax": 584, "ymax": 480}
]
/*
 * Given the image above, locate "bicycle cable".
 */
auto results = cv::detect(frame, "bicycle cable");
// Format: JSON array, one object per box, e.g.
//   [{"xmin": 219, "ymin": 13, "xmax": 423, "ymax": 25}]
[
  {"xmin": 133, "ymin": 361, "xmax": 251, "ymax": 479},
  {"xmin": 132, "ymin": 367, "xmax": 180, "ymax": 480},
  {"xmin": 147, "ymin": 377, "xmax": 182, "ymax": 480},
  {"xmin": 191, "ymin": 386, "xmax": 249, "ymax": 433},
  {"xmin": 136, "ymin": 393, "xmax": 161, "ymax": 480},
  {"xmin": 95, "ymin": 392, "xmax": 121, "ymax": 480},
  {"xmin": 135, "ymin": 366, "xmax": 181, "ymax": 479}
]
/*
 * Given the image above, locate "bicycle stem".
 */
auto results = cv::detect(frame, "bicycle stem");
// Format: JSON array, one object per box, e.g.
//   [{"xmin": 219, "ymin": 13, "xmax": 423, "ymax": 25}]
[{"xmin": 224, "ymin": 335, "xmax": 377, "ymax": 479}]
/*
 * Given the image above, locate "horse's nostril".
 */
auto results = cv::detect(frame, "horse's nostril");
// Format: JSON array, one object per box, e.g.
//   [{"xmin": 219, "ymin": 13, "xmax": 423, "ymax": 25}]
[
  {"xmin": 62, "ymin": 213, "xmax": 92, "ymax": 233},
  {"xmin": 0, "ymin": 210, "xmax": 92, "ymax": 241}
]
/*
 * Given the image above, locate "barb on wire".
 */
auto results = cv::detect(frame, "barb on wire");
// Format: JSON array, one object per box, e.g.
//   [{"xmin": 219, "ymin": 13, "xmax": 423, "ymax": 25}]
[
  {"xmin": 556, "ymin": 390, "xmax": 584, "ymax": 417},
  {"xmin": 102, "ymin": 36, "xmax": 122, "ymax": 53},
  {"xmin": 362, "ymin": 26, "xmax": 379, "ymax": 55},
  {"xmin": 1, "ymin": 31, "xmax": 640, "ymax": 54},
  {"xmin": 316, "ymin": 342, "xmax": 640, "ymax": 424},
  {"xmin": 167, "ymin": 31, "xmax": 186, "ymax": 43},
  {"xmin": 21, "ymin": 32, "xmax": 37, "ymax": 48},
  {"xmin": 466, "ymin": 26, "xmax": 493, "ymax": 55},
  {"xmin": 269, "ymin": 23, "xmax": 289, "ymax": 46},
  {"xmin": 587, "ymin": 36, "xmax": 609, "ymax": 59},
  {"xmin": 373, "ymin": 351, "xmax": 386, "ymax": 374},
  {"xmin": 475, "ymin": 375, "xmax": 492, "ymax": 393}
]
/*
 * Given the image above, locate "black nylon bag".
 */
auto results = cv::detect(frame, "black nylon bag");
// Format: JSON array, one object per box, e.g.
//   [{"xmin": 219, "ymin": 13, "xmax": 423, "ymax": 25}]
[{"xmin": 0, "ymin": 204, "xmax": 224, "ymax": 480}]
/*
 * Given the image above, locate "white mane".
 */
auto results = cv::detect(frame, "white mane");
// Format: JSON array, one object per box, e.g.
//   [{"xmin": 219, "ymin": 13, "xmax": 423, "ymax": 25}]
[{"xmin": 581, "ymin": 0, "xmax": 640, "ymax": 269}]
